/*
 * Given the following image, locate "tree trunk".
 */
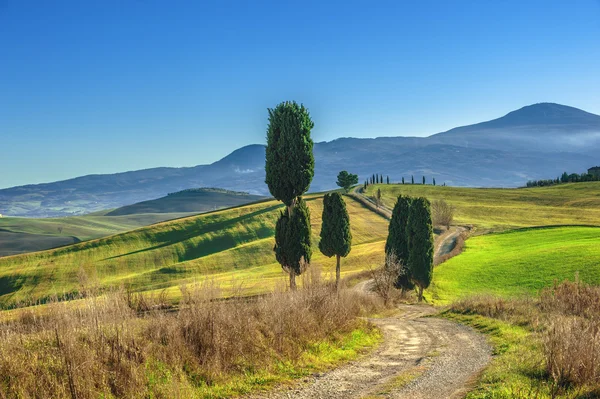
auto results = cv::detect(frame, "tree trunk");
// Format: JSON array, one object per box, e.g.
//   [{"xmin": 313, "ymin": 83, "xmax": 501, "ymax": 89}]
[
  {"xmin": 287, "ymin": 198, "xmax": 297, "ymax": 217},
  {"xmin": 289, "ymin": 269, "xmax": 297, "ymax": 291},
  {"xmin": 336, "ymin": 255, "xmax": 341, "ymax": 292},
  {"xmin": 418, "ymin": 286, "xmax": 424, "ymax": 302}
]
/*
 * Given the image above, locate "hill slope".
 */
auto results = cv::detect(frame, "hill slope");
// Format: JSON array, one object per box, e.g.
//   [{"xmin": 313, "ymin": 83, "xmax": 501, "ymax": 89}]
[
  {"xmin": 106, "ymin": 188, "xmax": 266, "ymax": 216},
  {"xmin": 0, "ymin": 194, "xmax": 389, "ymax": 308},
  {"xmin": 0, "ymin": 212, "xmax": 198, "ymax": 257},
  {"xmin": 431, "ymin": 226, "xmax": 600, "ymax": 303},
  {"xmin": 2, "ymin": 103, "xmax": 600, "ymax": 217},
  {"xmin": 366, "ymin": 182, "xmax": 600, "ymax": 229}
]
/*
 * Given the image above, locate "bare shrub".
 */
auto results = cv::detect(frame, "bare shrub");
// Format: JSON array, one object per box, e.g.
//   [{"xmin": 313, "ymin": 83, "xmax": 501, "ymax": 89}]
[
  {"xmin": 431, "ymin": 199, "xmax": 454, "ymax": 229},
  {"xmin": 540, "ymin": 277, "xmax": 600, "ymax": 319},
  {"xmin": 544, "ymin": 315, "xmax": 600, "ymax": 386},
  {"xmin": 369, "ymin": 252, "xmax": 408, "ymax": 306}
]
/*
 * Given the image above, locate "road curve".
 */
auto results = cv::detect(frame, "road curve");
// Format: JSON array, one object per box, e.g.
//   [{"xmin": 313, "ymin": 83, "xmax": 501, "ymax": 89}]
[{"xmin": 247, "ymin": 305, "xmax": 491, "ymax": 399}]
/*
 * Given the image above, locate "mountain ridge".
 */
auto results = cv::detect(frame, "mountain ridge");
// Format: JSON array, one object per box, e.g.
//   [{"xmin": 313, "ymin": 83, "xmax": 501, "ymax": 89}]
[{"xmin": 2, "ymin": 103, "xmax": 599, "ymax": 217}]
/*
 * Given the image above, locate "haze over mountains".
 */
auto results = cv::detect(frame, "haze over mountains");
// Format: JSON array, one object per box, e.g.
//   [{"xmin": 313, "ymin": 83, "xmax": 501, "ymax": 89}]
[{"xmin": 2, "ymin": 103, "xmax": 599, "ymax": 217}]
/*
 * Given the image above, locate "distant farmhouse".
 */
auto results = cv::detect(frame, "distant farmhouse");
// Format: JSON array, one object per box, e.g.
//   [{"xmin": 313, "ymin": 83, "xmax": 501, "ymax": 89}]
[{"xmin": 589, "ymin": 166, "xmax": 600, "ymax": 178}]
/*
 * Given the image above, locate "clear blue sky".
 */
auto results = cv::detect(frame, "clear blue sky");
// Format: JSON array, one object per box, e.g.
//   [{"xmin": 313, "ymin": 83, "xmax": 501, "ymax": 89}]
[{"xmin": 1, "ymin": 0, "xmax": 599, "ymax": 188}]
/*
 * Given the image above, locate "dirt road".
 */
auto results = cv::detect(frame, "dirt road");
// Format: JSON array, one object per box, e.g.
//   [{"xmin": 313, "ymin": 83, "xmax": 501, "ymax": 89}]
[{"xmin": 249, "ymin": 304, "xmax": 491, "ymax": 399}]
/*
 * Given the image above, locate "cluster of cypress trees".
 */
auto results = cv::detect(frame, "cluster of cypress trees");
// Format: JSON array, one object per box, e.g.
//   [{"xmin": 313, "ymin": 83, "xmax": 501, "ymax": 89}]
[
  {"xmin": 265, "ymin": 101, "xmax": 354, "ymax": 292},
  {"xmin": 365, "ymin": 174, "xmax": 390, "ymax": 187},
  {"xmin": 385, "ymin": 195, "xmax": 434, "ymax": 301}
]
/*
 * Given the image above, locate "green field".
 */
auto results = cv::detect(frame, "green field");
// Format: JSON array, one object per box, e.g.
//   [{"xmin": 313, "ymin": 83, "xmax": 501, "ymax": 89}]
[
  {"xmin": 365, "ymin": 182, "xmax": 600, "ymax": 229},
  {"xmin": 0, "ymin": 195, "xmax": 389, "ymax": 308},
  {"xmin": 0, "ymin": 212, "xmax": 198, "ymax": 257},
  {"xmin": 431, "ymin": 226, "xmax": 600, "ymax": 303}
]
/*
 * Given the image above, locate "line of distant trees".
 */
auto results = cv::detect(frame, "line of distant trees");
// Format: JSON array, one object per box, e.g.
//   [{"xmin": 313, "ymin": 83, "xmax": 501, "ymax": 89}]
[
  {"xmin": 525, "ymin": 172, "xmax": 600, "ymax": 188},
  {"xmin": 363, "ymin": 174, "xmax": 444, "ymax": 189}
]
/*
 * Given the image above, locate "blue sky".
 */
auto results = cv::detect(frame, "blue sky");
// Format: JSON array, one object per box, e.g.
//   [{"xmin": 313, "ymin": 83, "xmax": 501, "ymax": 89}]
[{"xmin": 1, "ymin": 0, "xmax": 599, "ymax": 188}]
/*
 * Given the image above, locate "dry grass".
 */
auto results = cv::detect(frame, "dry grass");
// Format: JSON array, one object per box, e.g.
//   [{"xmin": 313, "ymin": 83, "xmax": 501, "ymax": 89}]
[
  {"xmin": 0, "ymin": 272, "xmax": 383, "ymax": 398},
  {"xmin": 447, "ymin": 279, "xmax": 600, "ymax": 395}
]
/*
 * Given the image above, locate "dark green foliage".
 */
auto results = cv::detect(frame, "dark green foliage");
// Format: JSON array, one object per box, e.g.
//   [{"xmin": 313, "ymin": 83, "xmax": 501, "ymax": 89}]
[
  {"xmin": 319, "ymin": 193, "xmax": 352, "ymax": 288},
  {"xmin": 274, "ymin": 197, "xmax": 312, "ymax": 276},
  {"xmin": 526, "ymin": 170, "xmax": 600, "ymax": 187},
  {"xmin": 407, "ymin": 197, "xmax": 434, "ymax": 301},
  {"xmin": 402, "ymin": 177, "xmax": 405, "ymax": 185},
  {"xmin": 265, "ymin": 101, "xmax": 315, "ymax": 207},
  {"xmin": 319, "ymin": 193, "xmax": 351, "ymax": 258},
  {"xmin": 386, "ymin": 176, "xmax": 390, "ymax": 184},
  {"xmin": 385, "ymin": 196, "xmax": 414, "ymax": 290},
  {"xmin": 433, "ymin": 178, "xmax": 436, "ymax": 186},
  {"xmin": 411, "ymin": 176, "xmax": 414, "ymax": 184},
  {"xmin": 336, "ymin": 171, "xmax": 359, "ymax": 193},
  {"xmin": 372, "ymin": 174, "xmax": 375, "ymax": 184},
  {"xmin": 422, "ymin": 176, "xmax": 426, "ymax": 185}
]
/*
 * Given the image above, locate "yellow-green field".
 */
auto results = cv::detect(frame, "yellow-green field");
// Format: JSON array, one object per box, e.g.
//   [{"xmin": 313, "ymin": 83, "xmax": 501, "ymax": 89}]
[
  {"xmin": 365, "ymin": 182, "xmax": 600, "ymax": 229},
  {"xmin": 0, "ymin": 195, "xmax": 389, "ymax": 308}
]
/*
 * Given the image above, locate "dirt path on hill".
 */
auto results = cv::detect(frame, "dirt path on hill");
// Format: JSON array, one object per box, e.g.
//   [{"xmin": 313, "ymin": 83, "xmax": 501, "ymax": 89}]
[
  {"xmin": 248, "ymin": 304, "xmax": 491, "ymax": 399},
  {"xmin": 247, "ymin": 188, "xmax": 489, "ymax": 399}
]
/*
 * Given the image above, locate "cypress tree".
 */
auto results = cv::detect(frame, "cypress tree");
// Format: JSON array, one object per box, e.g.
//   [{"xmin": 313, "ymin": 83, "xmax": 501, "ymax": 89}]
[
  {"xmin": 274, "ymin": 197, "xmax": 312, "ymax": 290},
  {"xmin": 319, "ymin": 193, "xmax": 352, "ymax": 291},
  {"xmin": 402, "ymin": 177, "xmax": 405, "ymax": 185},
  {"xmin": 411, "ymin": 175, "xmax": 414, "ymax": 184},
  {"xmin": 385, "ymin": 196, "xmax": 414, "ymax": 290},
  {"xmin": 433, "ymin": 177, "xmax": 436, "ymax": 186},
  {"xmin": 407, "ymin": 197, "xmax": 434, "ymax": 302},
  {"xmin": 372, "ymin": 174, "xmax": 375, "ymax": 184},
  {"xmin": 265, "ymin": 101, "xmax": 314, "ymax": 289},
  {"xmin": 387, "ymin": 176, "xmax": 390, "ymax": 184},
  {"xmin": 422, "ymin": 176, "xmax": 426, "ymax": 185}
]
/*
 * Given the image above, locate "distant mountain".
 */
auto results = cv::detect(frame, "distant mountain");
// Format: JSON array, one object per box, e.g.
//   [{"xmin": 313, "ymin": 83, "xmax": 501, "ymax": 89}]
[
  {"xmin": 106, "ymin": 188, "xmax": 266, "ymax": 216},
  {"xmin": 1, "ymin": 103, "xmax": 599, "ymax": 217}
]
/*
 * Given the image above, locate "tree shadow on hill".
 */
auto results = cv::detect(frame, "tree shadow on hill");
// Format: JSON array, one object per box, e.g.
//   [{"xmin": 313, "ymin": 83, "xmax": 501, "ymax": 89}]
[{"xmin": 101, "ymin": 204, "xmax": 282, "ymax": 262}]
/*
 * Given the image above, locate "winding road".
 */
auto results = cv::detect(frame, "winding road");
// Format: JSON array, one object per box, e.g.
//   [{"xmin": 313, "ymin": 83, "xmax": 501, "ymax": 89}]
[{"xmin": 248, "ymin": 189, "xmax": 490, "ymax": 399}]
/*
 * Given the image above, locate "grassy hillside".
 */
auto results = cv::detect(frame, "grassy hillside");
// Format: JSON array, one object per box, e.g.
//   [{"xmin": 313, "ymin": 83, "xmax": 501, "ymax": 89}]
[
  {"xmin": 431, "ymin": 226, "xmax": 600, "ymax": 303},
  {"xmin": 0, "ymin": 212, "xmax": 197, "ymax": 257},
  {"xmin": 365, "ymin": 182, "xmax": 600, "ymax": 229},
  {"xmin": 0, "ymin": 195, "xmax": 389, "ymax": 308},
  {"xmin": 106, "ymin": 188, "xmax": 266, "ymax": 216}
]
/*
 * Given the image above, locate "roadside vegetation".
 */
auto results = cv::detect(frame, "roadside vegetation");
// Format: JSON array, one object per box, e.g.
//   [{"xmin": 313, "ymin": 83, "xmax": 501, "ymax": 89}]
[
  {"xmin": 0, "ymin": 274, "xmax": 384, "ymax": 398},
  {"xmin": 444, "ymin": 279, "xmax": 600, "ymax": 398}
]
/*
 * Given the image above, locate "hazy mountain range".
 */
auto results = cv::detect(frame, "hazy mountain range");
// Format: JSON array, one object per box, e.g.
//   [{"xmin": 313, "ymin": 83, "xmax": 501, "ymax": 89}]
[{"xmin": 2, "ymin": 103, "xmax": 599, "ymax": 217}]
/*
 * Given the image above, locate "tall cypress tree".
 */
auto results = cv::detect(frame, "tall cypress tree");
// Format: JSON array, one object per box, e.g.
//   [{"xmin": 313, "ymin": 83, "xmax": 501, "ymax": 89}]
[
  {"xmin": 407, "ymin": 197, "xmax": 434, "ymax": 302},
  {"xmin": 265, "ymin": 101, "xmax": 314, "ymax": 289},
  {"xmin": 274, "ymin": 197, "xmax": 312, "ymax": 290},
  {"xmin": 319, "ymin": 193, "xmax": 352, "ymax": 290},
  {"xmin": 385, "ymin": 196, "xmax": 414, "ymax": 290},
  {"xmin": 433, "ymin": 177, "xmax": 436, "ymax": 186},
  {"xmin": 411, "ymin": 175, "xmax": 414, "ymax": 184},
  {"xmin": 422, "ymin": 176, "xmax": 426, "ymax": 185},
  {"xmin": 387, "ymin": 176, "xmax": 390, "ymax": 184},
  {"xmin": 402, "ymin": 177, "xmax": 405, "ymax": 185}
]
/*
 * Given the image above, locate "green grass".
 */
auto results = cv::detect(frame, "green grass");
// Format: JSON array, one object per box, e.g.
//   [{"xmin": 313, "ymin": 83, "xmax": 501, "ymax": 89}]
[
  {"xmin": 430, "ymin": 226, "xmax": 600, "ymax": 303},
  {"xmin": 366, "ymin": 182, "xmax": 600, "ymax": 229},
  {"xmin": 0, "ymin": 212, "xmax": 199, "ymax": 257},
  {"xmin": 441, "ymin": 312, "xmax": 554, "ymax": 398},
  {"xmin": 0, "ymin": 195, "xmax": 389, "ymax": 308}
]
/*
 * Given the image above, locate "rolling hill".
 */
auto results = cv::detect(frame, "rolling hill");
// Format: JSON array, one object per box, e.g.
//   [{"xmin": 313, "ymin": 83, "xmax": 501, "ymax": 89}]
[
  {"xmin": 0, "ymin": 187, "xmax": 266, "ymax": 257},
  {"xmin": 106, "ymin": 188, "xmax": 266, "ymax": 216},
  {"xmin": 2, "ymin": 103, "xmax": 600, "ymax": 217},
  {"xmin": 0, "ymin": 194, "xmax": 390, "ymax": 308},
  {"xmin": 431, "ymin": 226, "xmax": 600, "ymax": 303},
  {"xmin": 365, "ymin": 182, "xmax": 600, "ymax": 230}
]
